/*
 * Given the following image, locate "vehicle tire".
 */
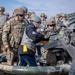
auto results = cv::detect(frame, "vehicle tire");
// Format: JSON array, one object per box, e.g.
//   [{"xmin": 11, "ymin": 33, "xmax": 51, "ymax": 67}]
[
  {"xmin": 46, "ymin": 50, "xmax": 57, "ymax": 66},
  {"xmin": 69, "ymin": 61, "xmax": 75, "ymax": 75}
]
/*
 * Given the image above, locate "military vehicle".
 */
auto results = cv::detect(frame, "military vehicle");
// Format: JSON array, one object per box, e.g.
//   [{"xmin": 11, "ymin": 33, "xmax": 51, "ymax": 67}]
[
  {"xmin": 43, "ymin": 12, "xmax": 75, "ymax": 75},
  {"xmin": 0, "ymin": 12, "xmax": 75, "ymax": 75}
]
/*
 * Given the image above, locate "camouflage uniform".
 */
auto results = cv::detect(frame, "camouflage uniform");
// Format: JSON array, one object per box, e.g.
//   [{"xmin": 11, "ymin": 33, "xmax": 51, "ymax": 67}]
[
  {"xmin": 40, "ymin": 13, "xmax": 47, "ymax": 29},
  {"xmin": 2, "ymin": 8, "xmax": 27, "ymax": 65},
  {"xmin": 55, "ymin": 14, "xmax": 64, "ymax": 33},
  {"xmin": 45, "ymin": 21, "xmax": 57, "ymax": 66},
  {"xmin": 26, "ymin": 12, "xmax": 32, "ymax": 23},
  {"xmin": 0, "ymin": 6, "xmax": 8, "ymax": 53},
  {"xmin": 61, "ymin": 14, "xmax": 69, "ymax": 27}
]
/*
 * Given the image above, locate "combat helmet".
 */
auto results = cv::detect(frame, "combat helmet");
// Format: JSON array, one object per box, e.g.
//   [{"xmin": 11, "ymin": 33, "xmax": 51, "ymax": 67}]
[
  {"xmin": 61, "ymin": 13, "xmax": 67, "ymax": 18},
  {"xmin": 40, "ymin": 13, "xmax": 47, "ymax": 18},
  {"xmin": 0, "ymin": 6, "xmax": 5, "ymax": 12},
  {"xmin": 31, "ymin": 12, "xmax": 35, "ymax": 15},
  {"xmin": 13, "ymin": 8, "xmax": 25, "ymax": 15},
  {"xmin": 46, "ymin": 19, "xmax": 56, "ymax": 27},
  {"xmin": 26, "ymin": 12, "xmax": 31, "ymax": 16},
  {"xmin": 20, "ymin": 6, "xmax": 28, "ymax": 13},
  {"xmin": 56, "ymin": 14, "xmax": 62, "ymax": 18},
  {"xmin": 30, "ymin": 15, "xmax": 41, "ymax": 24}
]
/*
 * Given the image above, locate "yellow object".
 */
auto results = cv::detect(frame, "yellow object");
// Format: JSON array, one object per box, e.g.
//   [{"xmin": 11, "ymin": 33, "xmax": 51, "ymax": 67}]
[
  {"xmin": 40, "ymin": 40, "xmax": 50, "ymax": 44},
  {"xmin": 23, "ymin": 45, "xmax": 28, "ymax": 52}
]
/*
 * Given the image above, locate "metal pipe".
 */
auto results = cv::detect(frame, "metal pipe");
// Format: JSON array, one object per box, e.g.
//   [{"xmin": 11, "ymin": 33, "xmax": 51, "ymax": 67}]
[{"xmin": 0, "ymin": 64, "xmax": 70, "ymax": 75}]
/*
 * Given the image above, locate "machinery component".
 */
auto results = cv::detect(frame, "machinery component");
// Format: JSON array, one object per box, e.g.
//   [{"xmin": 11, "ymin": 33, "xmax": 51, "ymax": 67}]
[
  {"xmin": 0, "ymin": 64, "xmax": 70, "ymax": 75},
  {"xmin": 69, "ymin": 61, "xmax": 75, "ymax": 75}
]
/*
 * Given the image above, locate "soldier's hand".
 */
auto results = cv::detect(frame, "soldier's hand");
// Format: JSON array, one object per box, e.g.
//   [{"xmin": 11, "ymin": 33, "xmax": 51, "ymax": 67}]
[{"xmin": 4, "ymin": 45, "xmax": 10, "ymax": 49}]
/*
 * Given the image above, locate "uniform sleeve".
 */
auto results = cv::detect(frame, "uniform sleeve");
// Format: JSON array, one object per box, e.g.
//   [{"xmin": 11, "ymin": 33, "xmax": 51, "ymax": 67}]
[
  {"xmin": 2, "ymin": 21, "xmax": 11, "ymax": 46},
  {"xmin": 26, "ymin": 27, "xmax": 45, "ymax": 43}
]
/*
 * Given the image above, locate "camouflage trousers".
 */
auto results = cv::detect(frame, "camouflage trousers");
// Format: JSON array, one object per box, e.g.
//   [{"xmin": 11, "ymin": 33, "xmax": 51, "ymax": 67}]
[{"xmin": 6, "ymin": 48, "xmax": 19, "ymax": 66}]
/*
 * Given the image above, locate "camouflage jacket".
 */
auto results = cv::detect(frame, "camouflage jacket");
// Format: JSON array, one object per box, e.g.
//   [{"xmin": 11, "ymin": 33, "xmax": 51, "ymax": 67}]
[
  {"xmin": 41, "ymin": 20, "xmax": 47, "ymax": 29},
  {"xmin": 2, "ymin": 18, "xmax": 27, "ymax": 48}
]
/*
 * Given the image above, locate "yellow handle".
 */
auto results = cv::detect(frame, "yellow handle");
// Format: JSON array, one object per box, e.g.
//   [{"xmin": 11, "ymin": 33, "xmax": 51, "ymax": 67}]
[
  {"xmin": 40, "ymin": 40, "xmax": 50, "ymax": 44},
  {"xmin": 23, "ymin": 45, "xmax": 28, "ymax": 52}
]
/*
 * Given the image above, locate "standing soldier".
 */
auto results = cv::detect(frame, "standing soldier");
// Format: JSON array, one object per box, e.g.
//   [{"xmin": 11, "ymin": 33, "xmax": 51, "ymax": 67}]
[
  {"xmin": 0, "ymin": 6, "xmax": 8, "ymax": 53},
  {"xmin": 2, "ymin": 8, "xmax": 28, "ymax": 65},
  {"xmin": 26, "ymin": 12, "xmax": 31, "ymax": 23},
  {"xmin": 61, "ymin": 14, "xmax": 69, "ymax": 27},
  {"xmin": 55, "ymin": 14, "xmax": 64, "ymax": 33},
  {"xmin": 45, "ymin": 20, "xmax": 57, "ymax": 66},
  {"xmin": 40, "ymin": 13, "xmax": 47, "ymax": 29},
  {"xmin": 4, "ymin": 12, "xmax": 10, "ymax": 20}
]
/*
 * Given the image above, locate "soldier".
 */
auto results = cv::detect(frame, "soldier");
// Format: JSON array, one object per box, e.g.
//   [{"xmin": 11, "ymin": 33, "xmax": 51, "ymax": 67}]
[
  {"xmin": 26, "ymin": 12, "xmax": 32, "ymax": 23},
  {"xmin": 61, "ymin": 14, "xmax": 69, "ymax": 27},
  {"xmin": 55, "ymin": 14, "xmax": 64, "ymax": 33},
  {"xmin": 45, "ymin": 20, "xmax": 58, "ymax": 66},
  {"xmin": 11, "ymin": 6, "xmax": 28, "ymax": 26},
  {"xmin": 2, "ymin": 8, "xmax": 28, "ymax": 65},
  {"xmin": 40, "ymin": 13, "xmax": 47, "ymax": 29},
  {"xmin": 18, "ymin": 15, "xmax": 49, "ymax": 66},
  {"xmin": 0, "ymin": 6, "xmax": 8, "ymax": 53},
  {"xmin": 31, "ymin": 11, "xmax": 36, "ymax": 17},
  {"xmin": 45, "ymin": 20, "xmax": 57, "ymax": 38},
  {"xmin": 4, "ymin": 12, "xmax": 10, "ymax": 20}
]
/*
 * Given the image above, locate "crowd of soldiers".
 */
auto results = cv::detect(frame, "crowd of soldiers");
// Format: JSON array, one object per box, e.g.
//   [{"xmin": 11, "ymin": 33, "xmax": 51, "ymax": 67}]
[{"xmin": 0, "ymin": 6, "xmax": 69, "ymax": 66}]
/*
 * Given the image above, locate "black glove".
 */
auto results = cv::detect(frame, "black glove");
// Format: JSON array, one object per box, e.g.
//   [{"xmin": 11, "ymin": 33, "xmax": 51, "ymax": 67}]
[{"xmin": 36, "ymin": 32, "xmax": 44, "ymax": 39}]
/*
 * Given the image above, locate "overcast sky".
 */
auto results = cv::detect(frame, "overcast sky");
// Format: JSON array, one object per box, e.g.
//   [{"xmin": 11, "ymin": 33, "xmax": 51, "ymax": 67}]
[{"xmin": 0, "ymin": 0, "xmax": 75, "ymax": 19}]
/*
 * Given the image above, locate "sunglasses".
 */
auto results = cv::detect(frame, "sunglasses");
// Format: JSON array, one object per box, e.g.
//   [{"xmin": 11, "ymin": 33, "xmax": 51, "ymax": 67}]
[
  {"xmin": 48, "ymin": 24, "xmax": 55, "ymax": 27},
  {"xmin": 17, "ymin": 14, "xmax": 24, "ymax": 17},
  {"xmin": 49, "ymin": 25, "xmax": 54, "ymax": 27}
]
